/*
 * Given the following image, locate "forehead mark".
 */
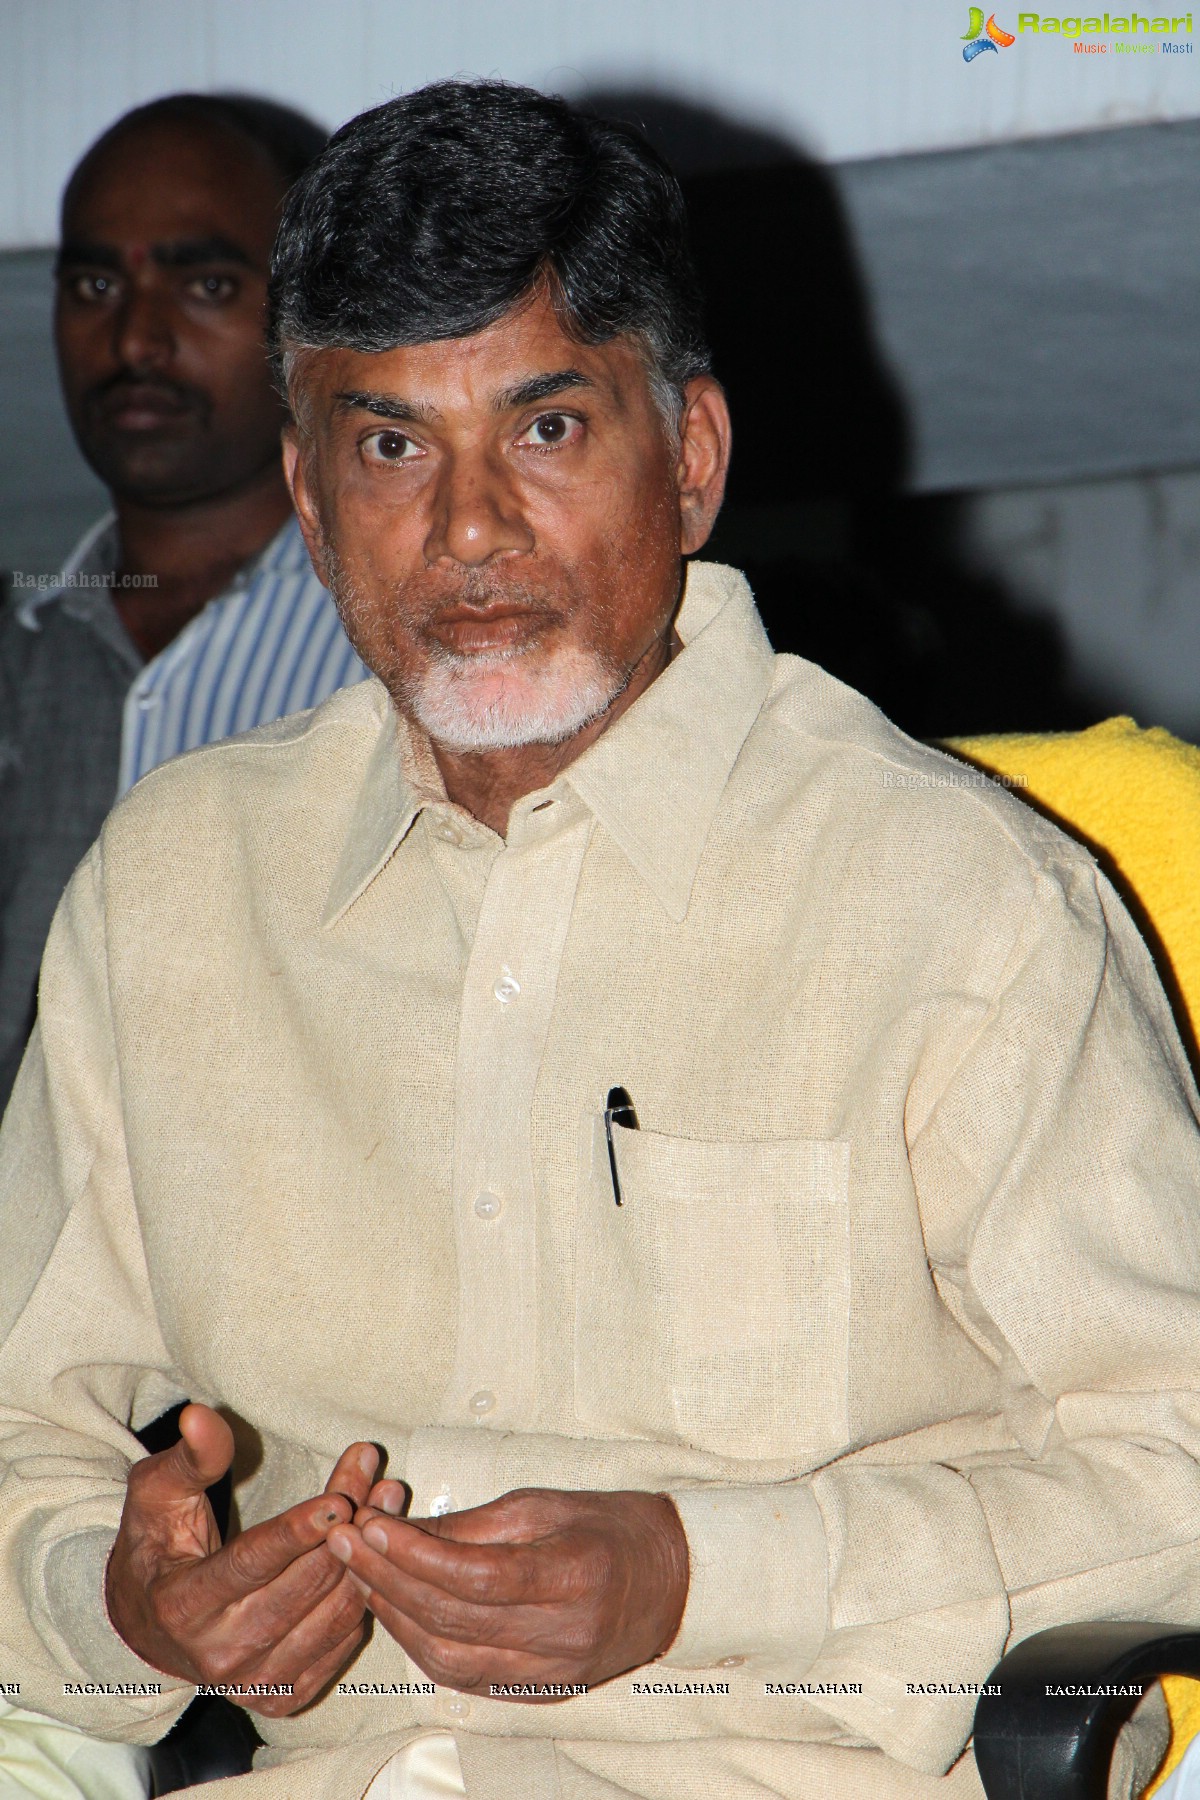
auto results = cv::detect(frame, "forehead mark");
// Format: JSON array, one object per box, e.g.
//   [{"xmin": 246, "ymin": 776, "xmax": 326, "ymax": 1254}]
[{"xmin": 127, "ymin": 243, "xmax": 149, "ymax": 270}]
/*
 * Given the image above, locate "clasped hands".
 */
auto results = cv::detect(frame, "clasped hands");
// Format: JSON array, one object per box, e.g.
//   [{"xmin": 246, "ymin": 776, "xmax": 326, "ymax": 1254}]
[{"xmin": 105, "ymin": 1404, "xmax": 689, "ymax": 1717}]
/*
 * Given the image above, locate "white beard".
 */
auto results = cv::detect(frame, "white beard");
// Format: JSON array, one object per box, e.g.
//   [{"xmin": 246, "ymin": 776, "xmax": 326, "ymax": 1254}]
[
  {"xmin": 319, "ymin": 535, "xmax": 630, "ymax": 754},
  {"xmin": 407, "ymin": 639, "xmax": 625, "ymax": 752}
]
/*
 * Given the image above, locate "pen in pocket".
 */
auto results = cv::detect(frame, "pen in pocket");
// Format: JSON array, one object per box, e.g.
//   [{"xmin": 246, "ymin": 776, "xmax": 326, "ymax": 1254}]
[{"xmin": 604, "ymin": 1085, "xmax": 639, "ymax": 1205}]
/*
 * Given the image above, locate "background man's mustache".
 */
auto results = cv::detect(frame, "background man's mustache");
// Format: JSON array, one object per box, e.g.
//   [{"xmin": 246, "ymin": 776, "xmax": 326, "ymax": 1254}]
[{"xmin": 85, "ymin": 374, "xmax": 211, "ymax": 421}]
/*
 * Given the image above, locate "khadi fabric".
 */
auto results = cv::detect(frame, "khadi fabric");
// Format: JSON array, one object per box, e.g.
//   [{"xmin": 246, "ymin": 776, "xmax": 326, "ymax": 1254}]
[{"xmin": 0, "ymin": 563, "xmax": 1195, "ymax": 1800}]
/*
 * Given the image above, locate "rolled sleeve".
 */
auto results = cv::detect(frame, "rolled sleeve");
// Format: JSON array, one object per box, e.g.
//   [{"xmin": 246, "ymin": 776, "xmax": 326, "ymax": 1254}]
[{"xmin": 40, "ymin": 1530, "xmax": 192, "ymax": 1734}]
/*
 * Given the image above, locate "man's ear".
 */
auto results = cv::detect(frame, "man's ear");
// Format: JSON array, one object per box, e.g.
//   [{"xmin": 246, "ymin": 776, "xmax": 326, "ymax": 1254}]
[
  {"xmin": 282, "ymin": 428, "xmax": 331, "ymax": 588},
  {"xmin": 676, "ymin": 377, "xmax": 732, "ymax": 557}
]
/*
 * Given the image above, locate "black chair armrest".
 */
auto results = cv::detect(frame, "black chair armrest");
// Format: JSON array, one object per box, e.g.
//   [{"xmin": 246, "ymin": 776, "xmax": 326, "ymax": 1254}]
[{"xmin": 974, "ymin": 1621, "xmax": 1200, "ymax": 1800}]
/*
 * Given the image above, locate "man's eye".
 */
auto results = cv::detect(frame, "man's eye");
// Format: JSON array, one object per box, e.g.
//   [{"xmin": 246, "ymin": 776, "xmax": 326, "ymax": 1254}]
[
  {"xmin": 185, "ymin": 274, "xmax": 237, "ymax": 302},
  {"xmin": 65, "ymin": 273, "xmax": 120, "ymax": 303},
  {"xmin": 363, "ymin": 429, "xmax": 422, "ymax": 464},
  {"xmin": 520, "ymin": 413, "xmax": 581, "ymax": 448}
]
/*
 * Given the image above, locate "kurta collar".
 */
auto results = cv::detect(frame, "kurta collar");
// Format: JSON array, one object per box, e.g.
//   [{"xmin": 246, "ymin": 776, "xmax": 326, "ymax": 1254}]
[
  {"xmin": 565, "ymin": 562, "xmax": 774, "ymax": 920},
  {"xmin": 322, "ymin": 561, "xmax": 775, "ymax": 927},
  {"xmin": 321, "ymin": 700, "xmax": 442, "ymax": 927}
]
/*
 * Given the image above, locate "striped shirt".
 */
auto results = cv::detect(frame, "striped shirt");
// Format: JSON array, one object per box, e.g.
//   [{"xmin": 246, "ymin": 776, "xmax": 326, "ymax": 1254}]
[
  {"xmin": 16, "ymin": 512, "xmax": 369, "ymax": 794},
  {"xmin": 0, "ymin": 512, "xmax": 368, "ymax": 1105}
]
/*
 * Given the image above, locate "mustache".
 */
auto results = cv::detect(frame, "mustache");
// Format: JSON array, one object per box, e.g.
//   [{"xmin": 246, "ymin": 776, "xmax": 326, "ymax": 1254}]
[
  {"xmin": 425, "ymin": 571, "xmax": 561, "ymax": 616},
  {"xmin": 84, "ymin": 371, "xmax": 211, "ymax": 421},
  {"xmin": 324, "ymin": 547, "xmax": 564, "ymax": 627}
]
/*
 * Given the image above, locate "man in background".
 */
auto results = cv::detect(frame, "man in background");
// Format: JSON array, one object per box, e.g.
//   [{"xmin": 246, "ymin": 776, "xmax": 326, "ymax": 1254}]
[{"xmin": 0, "ymin": 92, "xmax": 368, "ymax": 1106}]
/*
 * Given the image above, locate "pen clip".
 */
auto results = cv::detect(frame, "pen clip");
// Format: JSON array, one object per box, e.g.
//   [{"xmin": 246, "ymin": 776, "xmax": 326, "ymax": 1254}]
[{"xmin": 604, "ymin": 1085, "xmax": 639, "ymax": 1206}]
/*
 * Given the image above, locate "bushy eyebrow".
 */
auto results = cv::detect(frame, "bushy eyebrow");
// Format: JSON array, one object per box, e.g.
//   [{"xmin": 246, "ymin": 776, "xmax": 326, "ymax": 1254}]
[
  {"xmin": 332, "ymin": 368, "xmax": 594, "ymax": 428},
  {"xmin": 55, "ymin": 239, "xmax": 122, "ymax": 274},
  {"xmin": 153, "ymin": 236, "xmax": 256, "ymax": 270},
  {"xmin": 492, "ymin": 368, "xmax": 593, "ymax": 411},
  {"xmin": 332, "ymin": 391, "xmax": 438, "ymax": 426},
  {"xmin": 55, "ymin": 234, "xmax": 256, "ymax": 274}
]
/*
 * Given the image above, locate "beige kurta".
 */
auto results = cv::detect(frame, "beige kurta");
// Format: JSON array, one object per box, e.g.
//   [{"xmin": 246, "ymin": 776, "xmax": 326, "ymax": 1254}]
[{"xmin": 0, "ymin": 561, "xmax": 1197, "ymax": 1800}]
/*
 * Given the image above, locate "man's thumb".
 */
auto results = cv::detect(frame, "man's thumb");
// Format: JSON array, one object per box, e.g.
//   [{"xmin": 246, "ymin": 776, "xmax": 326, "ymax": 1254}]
[{"xmin": 147, "ymin": 1404, "xmax": 235, "ymax": 1500}]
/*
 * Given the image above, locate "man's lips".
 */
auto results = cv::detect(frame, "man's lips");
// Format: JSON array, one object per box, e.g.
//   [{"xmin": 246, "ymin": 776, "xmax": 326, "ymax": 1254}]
[
  {"xmin": 428, "ymin": 604, "xmax": 556, "ymax": 655},
  {"xmin": 91, "ymin": 385, "xmax": 202, "ymax": 432}
]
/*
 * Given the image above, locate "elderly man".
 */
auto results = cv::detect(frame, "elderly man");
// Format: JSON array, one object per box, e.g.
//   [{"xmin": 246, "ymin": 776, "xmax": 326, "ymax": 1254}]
[
  {"xmin": 0, "ymin": 79, "xmax": 1198, "ymax": 1800},
  {"xmin": 0, "ymin": 92, "xmax": 368, "ymax": 1107}
]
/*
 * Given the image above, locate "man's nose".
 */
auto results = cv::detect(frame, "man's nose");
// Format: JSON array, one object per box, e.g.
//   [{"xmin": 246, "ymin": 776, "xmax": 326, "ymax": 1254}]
[
  {"xmin": 111, "ymin": 283, "xmax": 176, "ymax": 371},
  {"xmin": 422, "ymin": 448, "xmax": 533, "ymax": 567}
]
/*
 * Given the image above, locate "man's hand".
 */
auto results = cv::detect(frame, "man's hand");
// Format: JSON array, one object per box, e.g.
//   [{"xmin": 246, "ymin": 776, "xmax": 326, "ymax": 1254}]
[
  {"xmin": 105, "ymin": 1403, "xmax": 379, "ymax": 1716},
  {"xmin": 327, "ymin": 1487, "xmax": 689, "ymax": 1699}
]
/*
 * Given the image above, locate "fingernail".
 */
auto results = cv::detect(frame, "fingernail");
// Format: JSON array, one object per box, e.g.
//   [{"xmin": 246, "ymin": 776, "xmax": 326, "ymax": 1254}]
[
  {"xmin": 379, "ymin": 1489, "xmax": 403, "ymax": 1516},
  {"xmin": 363, "ymin": 1522, "xmax": 388, "ymax": 1552},
  {"xmin": 327, "ymin": 1531, "xmax": 352, "ymax": 1562},
  {"xmin": 358, "ymin": 1446, "xmax": 377, "ymax": 1475}
]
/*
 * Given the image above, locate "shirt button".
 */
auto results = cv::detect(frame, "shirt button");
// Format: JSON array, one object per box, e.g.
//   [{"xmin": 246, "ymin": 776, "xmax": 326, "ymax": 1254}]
[
  {"xmin": 443, "ymin": 1695, "xmax": 471, "ymax": 1720},
  {"xmin": 436, "ymin": 820, "xmax": 464, "ymax": 845},
  {"xmin": 429, "ymin": 1491, "xmax": 454, "ymax": 1517},
  {"xmin": 493, "ymin": 970, "xmax": 521, "ymax": 1004},
  {"xmin": 474, "ymin": 1191, "xmax": 503, "ymax": 1220},
  {"xmin": 717, "ymin": 1656, "xmax": 745, "ymax": 1668},
  {"xmin": 468, "ymin": 1390, "xmax": 496, "ymax": 1417},
  {"xmin": 135, "ymin": 692, "xmax": 160, "ymax": 711}
]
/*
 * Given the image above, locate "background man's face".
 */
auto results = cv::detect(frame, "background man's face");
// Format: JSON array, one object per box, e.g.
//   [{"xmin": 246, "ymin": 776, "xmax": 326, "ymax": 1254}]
[
  {"xmin": 55, "ymin": 118, "xmax": 287, "ymax": 508},
  {"xmin": 285, "ymin": 292, "xmax": 707, "ymax": 753}
]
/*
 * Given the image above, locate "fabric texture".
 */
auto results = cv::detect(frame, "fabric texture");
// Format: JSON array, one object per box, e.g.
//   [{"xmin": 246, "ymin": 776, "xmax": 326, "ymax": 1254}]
[
  {"xmin": 363, "ymin": 1732, "xmax": 465, "ymax": 1798},
  {"xmin": 0, "ymin": 563, "xmax": 1197, "ymax": 1799},
  {"xmin": 0, "ymin": 1695, "xmax": 149, "ymax": 1798},
  {"xmin": 0, "ymin": 512, "xmax": 368, "ymax": 1107}
]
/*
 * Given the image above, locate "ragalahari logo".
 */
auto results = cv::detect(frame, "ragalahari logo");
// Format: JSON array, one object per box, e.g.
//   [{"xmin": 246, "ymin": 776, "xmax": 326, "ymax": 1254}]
[{"xmin": 962, "ymin": 7, "xmax": 1018, "ymax": 55}]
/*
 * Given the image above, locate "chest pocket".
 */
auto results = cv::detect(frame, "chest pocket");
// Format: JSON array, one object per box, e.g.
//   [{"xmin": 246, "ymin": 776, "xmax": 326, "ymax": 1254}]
[{"xmin": 574, "ymin": 1115, "xmax": 851, "ymax": 1464}]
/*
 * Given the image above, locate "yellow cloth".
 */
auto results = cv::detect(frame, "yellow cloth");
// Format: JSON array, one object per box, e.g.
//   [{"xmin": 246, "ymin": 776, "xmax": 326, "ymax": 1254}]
[
  {"xmin": 948, "ymin": 719, "xmax": 1200, "ymax": 1797},
  {"xmin": 947, "ymin": 718, "xmax": 1200, "ymax": 1053},
  {"xmin": 1151, "ymin": 1681, "xmax": 1200, "ymax": 1798}
]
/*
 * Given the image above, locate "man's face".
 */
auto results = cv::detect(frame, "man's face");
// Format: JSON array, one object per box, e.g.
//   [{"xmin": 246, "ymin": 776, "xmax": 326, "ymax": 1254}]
[
  {"xmin": 55, "ymin": 118, "xmax": 287, "ymax": 507},
  {"xmin": 284, "ymin": 292, "xmax": 727, "ymax": 753}
]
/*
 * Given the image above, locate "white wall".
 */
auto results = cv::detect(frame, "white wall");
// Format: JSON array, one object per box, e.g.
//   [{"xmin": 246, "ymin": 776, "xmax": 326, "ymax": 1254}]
[
  {"xmin": 2, "ymin": 0, "xmax": 1199, "ymax": 248},
  {"xmin": 964, "ymin": 469, "xmax": 1200, "ymax": 739}
]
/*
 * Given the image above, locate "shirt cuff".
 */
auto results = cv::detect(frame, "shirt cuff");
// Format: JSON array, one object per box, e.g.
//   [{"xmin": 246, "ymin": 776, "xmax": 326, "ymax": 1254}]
[
  {"xmin": 661, "ymin": 1483, "xmax": 828, "ymax": 1671},
  {"xmin": 38, "ymin": 1529, "xmax": 193, "ymax": 1727}
]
